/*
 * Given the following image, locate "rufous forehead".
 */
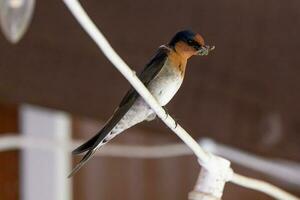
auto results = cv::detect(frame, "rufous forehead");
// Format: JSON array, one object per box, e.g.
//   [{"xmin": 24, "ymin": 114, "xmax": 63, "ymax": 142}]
[{"xmin": 194, "ymin": 34, "xmax": 205, "ymax": 46}]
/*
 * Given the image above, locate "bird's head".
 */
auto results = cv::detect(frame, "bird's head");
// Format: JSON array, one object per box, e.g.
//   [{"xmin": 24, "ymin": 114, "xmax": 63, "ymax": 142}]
[{"xmin": 168, "ymin": 30, "xmax": 215, "ymax": 59}]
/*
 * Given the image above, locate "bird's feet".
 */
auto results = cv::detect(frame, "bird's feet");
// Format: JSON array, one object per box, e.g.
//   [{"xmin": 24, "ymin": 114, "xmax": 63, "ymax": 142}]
[
  {"xmin": 162, "ymin": 106, "xmax": 178, "ymax": 128},
  {"xmin": 174, "ymin": 120, "xmax": 178, "ymax": 129},
  {"xmin": 163, "ymin": 106, "xmax": 169, "ymax": 119}
]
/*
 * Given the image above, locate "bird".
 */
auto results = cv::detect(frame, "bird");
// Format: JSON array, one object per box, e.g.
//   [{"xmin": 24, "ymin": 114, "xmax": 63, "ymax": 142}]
[{"xmin": 69, "ymin": 30, "xmax": 214, "ymax": 177}]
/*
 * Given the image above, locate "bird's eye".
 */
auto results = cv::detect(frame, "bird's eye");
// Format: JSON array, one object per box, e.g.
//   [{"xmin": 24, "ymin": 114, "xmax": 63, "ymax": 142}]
[
  {"xmin": 187, "ymin": 39, "xmax": 194, "ymax": 45},
  {"xmin": 186, "ymin": 39, "xmax": 201, "ymax": 50}
]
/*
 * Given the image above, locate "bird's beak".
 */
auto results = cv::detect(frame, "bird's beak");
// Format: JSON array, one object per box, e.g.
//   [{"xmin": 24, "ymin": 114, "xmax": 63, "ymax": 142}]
[{"xmin": 197, "ymin": 45, "xmax": 215, "ymax": 56}]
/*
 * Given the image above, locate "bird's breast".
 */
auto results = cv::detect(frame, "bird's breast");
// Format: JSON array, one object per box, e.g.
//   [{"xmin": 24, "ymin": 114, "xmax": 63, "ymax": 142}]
[{"xmin": 148, "ymin": 60, "xmax": 184, "ymax": 106}]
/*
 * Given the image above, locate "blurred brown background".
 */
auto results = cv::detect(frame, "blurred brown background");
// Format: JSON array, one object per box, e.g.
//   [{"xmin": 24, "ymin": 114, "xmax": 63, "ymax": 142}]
[{"xmin": 0, "ymin": 0, "xmax": 300, "ymax": 199}]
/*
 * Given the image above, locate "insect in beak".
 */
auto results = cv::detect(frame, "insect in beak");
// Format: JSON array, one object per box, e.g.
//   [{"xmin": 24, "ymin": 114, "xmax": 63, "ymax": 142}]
[{"xmin": 197, "ymin": 45, "xmax": 215, "ymax": 56}]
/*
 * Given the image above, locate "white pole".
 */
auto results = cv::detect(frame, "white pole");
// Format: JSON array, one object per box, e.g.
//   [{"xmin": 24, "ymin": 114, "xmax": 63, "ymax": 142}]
[
  {"xmin": 62, "ymin": 0, "xmax": 210, "ymax": 165},
  {"xmin": 20, "ymin": 104, "xmax": 72, "ymax": 200}
]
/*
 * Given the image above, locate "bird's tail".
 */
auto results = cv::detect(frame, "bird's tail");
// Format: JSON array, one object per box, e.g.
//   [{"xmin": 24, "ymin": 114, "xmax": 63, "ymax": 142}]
[
  {"xmin": 68, "ymin": 112, "xmax": 122, "ymax": 178},
  {"xmin": 69, "ymin": 103, "xmax": 132, "ymax": 177},
  {"xmin": 68, "ymin": 122, "xmax": 114, "ymax": 178},
  {"xmin": 72, "ymin": 132, "xmax": 103, "ymax": 155},
  {"xmin": 68, "ymin": 147, "xmax": 99, "ymax": 178}
]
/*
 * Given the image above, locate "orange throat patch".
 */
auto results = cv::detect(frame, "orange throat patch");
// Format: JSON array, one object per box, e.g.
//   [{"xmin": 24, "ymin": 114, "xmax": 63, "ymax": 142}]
[{"xmin": 168, "ymin": 48, "xmax": 187, "ymax": 77}]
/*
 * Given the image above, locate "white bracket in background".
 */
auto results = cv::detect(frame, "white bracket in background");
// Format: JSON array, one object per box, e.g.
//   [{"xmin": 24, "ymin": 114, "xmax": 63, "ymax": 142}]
[
  {"xmin": 20, "ymin": 104, "xmax": 72, "ymax": 200},
  {"xmin": 189, "ymin": 154, "xmax": 233, "ymax": 200}
]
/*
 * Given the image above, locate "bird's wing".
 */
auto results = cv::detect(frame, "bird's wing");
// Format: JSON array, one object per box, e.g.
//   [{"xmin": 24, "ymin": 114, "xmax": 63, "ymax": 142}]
[
  {"xmin": 68, "ymin": 46, "xmax": 170, "ymax": 177},
  {"xmin": 118, "ymin": 45, "xmax": 170, "ymax": 107},
  {"xmin": 72, "ymin": 46, "xmax": 170, "ymax": 155}
]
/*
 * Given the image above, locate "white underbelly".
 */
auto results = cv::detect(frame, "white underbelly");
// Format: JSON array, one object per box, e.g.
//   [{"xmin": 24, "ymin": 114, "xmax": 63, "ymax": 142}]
[
  {"xmin": 148, "ymin": 65, "xmax": 183, "ymax": 106},
  {"xmin": 104, "ymin": 63, "xmax": 183, "ymax": 142}
]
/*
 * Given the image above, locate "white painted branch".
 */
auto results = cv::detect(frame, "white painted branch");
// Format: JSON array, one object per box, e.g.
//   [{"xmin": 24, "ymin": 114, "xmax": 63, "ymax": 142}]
[
  {"xmin": 60, "ymin": 1, "xmax": 300, "ymax": 199},
  {"xmin": 62, "ymin": 0, "xmax": 210, "ymax": 164},
  {"xmin": 61, "ymin": 2, "xmax": 228, "ymax": 195},
  {"xmin": 231, "ymin": 174, "xmax": 299, "ymax": 200}
]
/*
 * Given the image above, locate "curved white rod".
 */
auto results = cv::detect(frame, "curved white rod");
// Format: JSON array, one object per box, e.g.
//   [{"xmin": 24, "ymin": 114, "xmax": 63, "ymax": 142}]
[
  {"xmin": 231, "ymin": 174, "xmax": 299, "ymax": 200},
  {"xmin": 61, "ymin": 1, "xmax": 300, "ymax": 199},
  {"xmin": 62, "ymin": 0, "xmax": 210, "ymax": 164}
]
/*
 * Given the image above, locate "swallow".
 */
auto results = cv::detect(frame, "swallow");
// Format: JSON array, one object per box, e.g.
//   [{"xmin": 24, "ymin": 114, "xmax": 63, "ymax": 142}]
[{"xmin": 69, "ymin": 30, "xmax": 214, "ymax": 177}]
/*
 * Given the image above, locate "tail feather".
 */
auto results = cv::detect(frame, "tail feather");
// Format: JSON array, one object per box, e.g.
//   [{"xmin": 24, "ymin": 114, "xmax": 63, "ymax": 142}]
[
  {"xmin": 69, "ymin": 101, "xmax": 134, "ymax": 177},
  {"xmin": 68, "ymin": 127, "xmax": 110, "ymax": 178},
  {"xmin": 72, "ymin": 106, "xmax": 129, "ymax": 156},
  {"xmin": 68, "ymin": 148, "xmax": 98, "ymax": 178},
  {"xmin": 72, "ymin": 133, "xmax": 100, "ymax": 155}
]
